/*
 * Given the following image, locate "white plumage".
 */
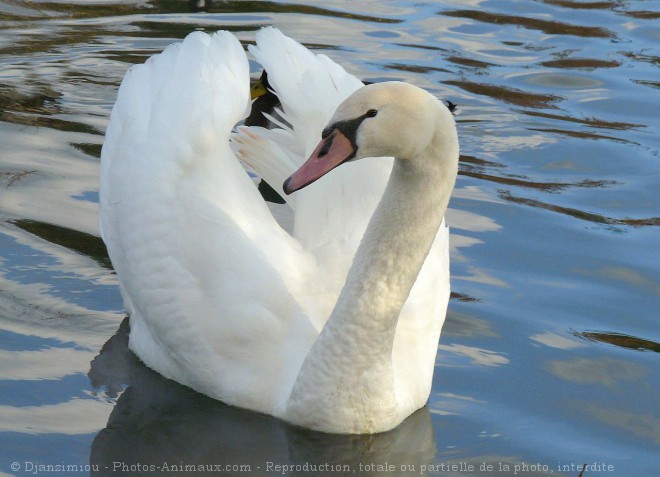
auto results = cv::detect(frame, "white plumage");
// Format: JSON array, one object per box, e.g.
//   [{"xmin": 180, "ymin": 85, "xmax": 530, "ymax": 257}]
[{"xmin": 99, "ymin": 28, "xmax": 458, "ymax": 434}]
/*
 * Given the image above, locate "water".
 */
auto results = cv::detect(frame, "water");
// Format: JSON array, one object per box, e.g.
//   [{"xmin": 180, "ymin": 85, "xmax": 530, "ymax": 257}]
[{"xmin": 0, "ymin": 1, "xmax": 658, "ymax": 476}]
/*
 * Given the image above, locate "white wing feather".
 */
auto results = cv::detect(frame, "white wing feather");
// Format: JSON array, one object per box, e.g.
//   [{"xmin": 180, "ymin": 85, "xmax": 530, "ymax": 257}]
[
  {"xmin": 235, "ymin": 27, "xmax": 393, "ymax": 290},
  {"xmin": 100, "ymin": 31, "xmax": 318, "ymax": 415}
]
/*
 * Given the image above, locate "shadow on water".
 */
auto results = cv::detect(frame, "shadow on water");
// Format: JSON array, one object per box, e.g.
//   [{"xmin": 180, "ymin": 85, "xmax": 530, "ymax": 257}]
[{"xmin": 89, "ymin": 320, "xmax": 437, "ymax": 476}]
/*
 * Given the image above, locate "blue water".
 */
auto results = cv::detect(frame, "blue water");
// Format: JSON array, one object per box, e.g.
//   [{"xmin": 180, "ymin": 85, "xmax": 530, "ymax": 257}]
[{"xmin": 0, "ymin": 1, "xmax": 658, "ymax": 476}]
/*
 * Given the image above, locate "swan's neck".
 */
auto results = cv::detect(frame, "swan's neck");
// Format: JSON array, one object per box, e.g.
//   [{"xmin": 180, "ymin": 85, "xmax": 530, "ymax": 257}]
[
  {"xmin": 287, "ymin": 140, "xmax": 457, "ymax": 433},
  {"xmin": 330, "ymin": 157, "xmax": 451, "ymax": 351}
]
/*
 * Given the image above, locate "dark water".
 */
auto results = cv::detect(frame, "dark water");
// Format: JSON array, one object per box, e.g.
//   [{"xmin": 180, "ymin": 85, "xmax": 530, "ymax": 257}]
[{"xmin": 1, "ymin": 1, "xmax": 658, "ymax": 476}]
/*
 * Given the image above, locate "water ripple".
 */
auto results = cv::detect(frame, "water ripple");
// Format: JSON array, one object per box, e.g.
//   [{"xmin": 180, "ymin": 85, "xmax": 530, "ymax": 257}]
[
  {"xmin": 573, "ymin": 331, "xmax": 660, "ymax": 353},
  {"xmin": 499, "ymin": 190, "xmax": 660, "ymax": 227},
  {"xmin": 1, "ymin": 0, "xmax": 658, "ymax": 472},
  {"xmin": 445, "ymin": 80, "xmax": 562, "ymax": 109},
  {"xmin": 441, "ymin": 9, "xmax": 616, "ymax": 38}
]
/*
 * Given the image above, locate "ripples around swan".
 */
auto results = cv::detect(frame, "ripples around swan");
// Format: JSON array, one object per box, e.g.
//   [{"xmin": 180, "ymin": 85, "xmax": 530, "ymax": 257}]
[{"xmin": 0, "ymin": 1, "xmax": 658, "ymax": 476}]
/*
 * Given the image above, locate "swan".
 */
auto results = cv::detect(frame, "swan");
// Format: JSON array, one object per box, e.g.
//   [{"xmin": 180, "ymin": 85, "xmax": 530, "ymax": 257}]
[{"xmin": 99, "ymin": 28, "xmax": 459, "ymax": 434}]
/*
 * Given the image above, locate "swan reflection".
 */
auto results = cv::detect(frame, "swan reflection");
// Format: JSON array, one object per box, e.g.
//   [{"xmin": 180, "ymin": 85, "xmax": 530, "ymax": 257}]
[{"xmin": 89, "ymin": 319, "xmax": 436, "ymax": 476}]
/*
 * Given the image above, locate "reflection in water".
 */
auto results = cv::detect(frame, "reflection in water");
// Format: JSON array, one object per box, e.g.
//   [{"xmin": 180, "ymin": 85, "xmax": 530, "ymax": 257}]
[
  {"xmin": 0, "ymin": 83, "xmax": 103, "ymax": 135},
  {"xmin": 573, "ymin": 331, "xmax": 660, "ymax": 353},
  {"xmin": 0, "ymin": 398, "xmax": 111, "ymax": 435},
  {"xmin": 530, "ymin": 332, "xmax": 585, "ymax": 350},
  {"xmin": 438, "ymin": 343, "xmax": 509, "ymax": 368},
  {"xmin": 621, "ymin": 10, "xmax": 660, "ymax": 20},
  {"xmin": 445, "ymin": 55, "xmax": 496, "ymax": 69},
  {"xmin": 0, "ymin": 346, "xmax": 94, "ymax": 381},
  {"xmin": 442, "ymin": 9, "xmax": 615, "ymax": 38},
  {"xmin": 539, "ymin": 0, "xmax": 620, "ymax": 10},
  {"xmin": 1, "ymin": 0, "xmax": 659, "ymax": 474},
  {"xmin": 545, "ymin": 357, "xmax": 646, "ymax": 387},
  {"xmin": 442, "ymin": 311, "xmax": 499, "ymax": 340},
  {"xmin": 622, "ymin": 51, "xmax": 660, "ymax": 67},
  {"xmin": 520, "ymin": 110, "xmax": 643, "ymax": 131},
  {"xmin": 188, "ymin": 0, "xmax": 213, "ymax": 13},
  {"xmin": 578, "ymin": 265, "xmax": 660, "ymax": 296},
  {"xmin": 540, "ymin": 58, "xmax": 620, "ymax": 69},
  {"xmin": 460, "ymin": 154, "xmax": 619, "ymax": 192},
  {"xmin": 526, "ymin": 127, "xmax": 633, "ymax": 144},
  {"xmin": 499, "ymin": 191, "xmax": 660, "ymax": 227},
  {"xmin": 0, "ymin": 170, "xmax": 36, "ymax": 187},
  {"xmin": 445, "ymin": 80, "xmax": 562, "ymax": 109},
  {"xmin": 89, "ymin": 320, "xmax": 436, "ymax": 476},
  {"xmin": 194, "ymin": 0, "xmax": 403, "ymax": 24},
  {"xmin": 577, "ymin": 402, "xmax": 660, "ymax": 445},
  {"xmin": 13, "ymin": 219, "xmax": 112, "ymax": 269}
]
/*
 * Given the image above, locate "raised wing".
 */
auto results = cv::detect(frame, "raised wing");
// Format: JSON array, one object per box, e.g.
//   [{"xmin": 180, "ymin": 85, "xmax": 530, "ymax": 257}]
[
  {"xmin": 235, "ymin": 27, "xmax": 393, "ymax": 293},
  {"xmin": 99, "ymin": 32, "xmax": 318, "ymax": 415}
]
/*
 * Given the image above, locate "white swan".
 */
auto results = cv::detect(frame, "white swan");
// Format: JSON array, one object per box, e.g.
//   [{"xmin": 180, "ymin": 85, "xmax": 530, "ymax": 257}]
[{"xmin": 99, "ymin": 28, "xmax": 459, "ymax": 434}]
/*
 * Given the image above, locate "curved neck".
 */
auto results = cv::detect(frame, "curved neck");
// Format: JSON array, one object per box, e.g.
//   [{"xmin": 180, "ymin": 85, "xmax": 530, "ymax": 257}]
[
  {"xmin": 325, "ymin": 152, "xmax": 455, "ymax": 358},
  {"xmin": 330, "ymin": 106, "xmax": 459, "ymax": 346},
  {"xmin": 286, "ymin": 131, "xmax": 458, "ymax": 430}
]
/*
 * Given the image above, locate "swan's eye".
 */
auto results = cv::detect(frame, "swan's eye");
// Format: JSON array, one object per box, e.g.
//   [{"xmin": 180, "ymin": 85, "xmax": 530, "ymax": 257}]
[{"xmin": 366, "ymin": 109, "xmax": 378, "ymax": 118}]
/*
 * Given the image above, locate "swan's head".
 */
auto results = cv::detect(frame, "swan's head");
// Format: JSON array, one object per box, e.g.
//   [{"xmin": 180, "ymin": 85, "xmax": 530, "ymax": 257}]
[{"xmin": 283, "ymin": 81, "xmax": 456, "ymax": 194}]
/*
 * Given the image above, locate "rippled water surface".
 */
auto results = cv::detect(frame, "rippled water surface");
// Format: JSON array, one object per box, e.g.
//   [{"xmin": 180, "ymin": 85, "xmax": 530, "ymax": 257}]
[{"xmin": 1, "ymin": 1, "xmax": 658, "ymax": 476}]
